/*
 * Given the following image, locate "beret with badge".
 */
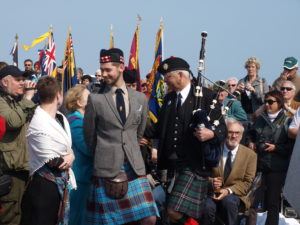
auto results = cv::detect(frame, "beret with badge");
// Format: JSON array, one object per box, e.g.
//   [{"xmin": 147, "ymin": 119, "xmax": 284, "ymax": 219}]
[
  {"xmin": 157, "ymin": 57, "xmax": 191, "ymax": 75},
  {"xmin": 100, "ymin": 48, "xmax": 124, "ymax": 64}
]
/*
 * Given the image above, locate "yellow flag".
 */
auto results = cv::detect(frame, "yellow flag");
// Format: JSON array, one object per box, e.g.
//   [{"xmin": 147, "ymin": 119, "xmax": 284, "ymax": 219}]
[{"xmin": 22, "ymin": 31, "xmax": 51, "ymax": 50}]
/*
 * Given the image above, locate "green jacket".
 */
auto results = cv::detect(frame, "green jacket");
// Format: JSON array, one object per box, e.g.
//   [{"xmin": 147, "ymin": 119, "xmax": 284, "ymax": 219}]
[{"xmin": 0, "ymin": 91, "xmax": 36, "ymax": 171}]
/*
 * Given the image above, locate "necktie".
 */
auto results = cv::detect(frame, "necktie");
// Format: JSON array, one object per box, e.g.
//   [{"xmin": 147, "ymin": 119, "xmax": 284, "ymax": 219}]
[
  {"xmin": 223, "ymin": 150, "xmax": 232, "ymax": 182},
  {"xmin": 177, "ymin": 93, "xmax": 182, "ymax": 112},
  {"xmin": 115, "ymin": 88, "xmax": 126, "ymax": 124}
]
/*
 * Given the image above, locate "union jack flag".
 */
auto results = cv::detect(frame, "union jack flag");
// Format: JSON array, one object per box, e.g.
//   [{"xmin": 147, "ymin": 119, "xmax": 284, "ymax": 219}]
[{"xmin": 42, "ymin": 31, "xmax": 57, "ymax": 77}]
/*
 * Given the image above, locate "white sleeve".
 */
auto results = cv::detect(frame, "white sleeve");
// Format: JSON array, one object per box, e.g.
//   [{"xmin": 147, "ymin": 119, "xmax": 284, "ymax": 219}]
[{"xmin": 289, "ymin": 108, "xmax": 300, "ymax": 129}]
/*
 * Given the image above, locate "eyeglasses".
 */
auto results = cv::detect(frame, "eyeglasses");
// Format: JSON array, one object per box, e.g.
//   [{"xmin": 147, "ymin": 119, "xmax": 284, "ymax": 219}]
[
  {"xmin": 280, "ymin": 87, "xmax": 293, "ymax": 91},
  {"xmin": 25, "ymin": 64, "xmax": 32, "ymax": 66},
  {"xmin": 264, "ymin": 99, "xmax": 278, "ymax": 105},
  {"xmin": 228, "ymin": 131, "xmax": 241, "ymax": 135},
  {"xmin": 228, "ymin": 84, "xmax": 237, "ymax": 87},
  {"xmin": 95, "ymin": 75, "xmax": 101, "ymax": 77}
]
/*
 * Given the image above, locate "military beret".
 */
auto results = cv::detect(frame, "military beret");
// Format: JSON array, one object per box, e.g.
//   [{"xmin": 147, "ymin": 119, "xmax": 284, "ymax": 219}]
[
  {"xmin": 0, "ymin": 65, "xmax": 26, "ymax": 79},
  {"xmin": 100, "ymin": 48, "xmax": 124, "ymax": 64},
  {"xmin": 123, "ymin": 69, "xmax": 137, "ymax": 84},
  {"xmin": 157, "ymin": 57, "xmax": 190, "ymax": 75}
]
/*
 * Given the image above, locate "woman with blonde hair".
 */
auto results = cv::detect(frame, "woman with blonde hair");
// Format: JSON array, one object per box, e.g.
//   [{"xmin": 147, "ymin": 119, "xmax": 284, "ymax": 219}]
[
  {"xmin": 237, "ymin": 57, "xmax": 269, "ymax": 120},
  {"xmin": 65, "ymin": 85, "xmax": 92, "ymax": 225}
]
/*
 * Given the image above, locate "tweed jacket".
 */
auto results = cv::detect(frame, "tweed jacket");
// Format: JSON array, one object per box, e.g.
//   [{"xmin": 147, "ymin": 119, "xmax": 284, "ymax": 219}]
[
  {"xmin": 212, "ymin": 144, "xmax": 257, "ymax": 210},
  {"xmin": 83, "ymin": 85, "xmax": 148, "ymax": 178}
]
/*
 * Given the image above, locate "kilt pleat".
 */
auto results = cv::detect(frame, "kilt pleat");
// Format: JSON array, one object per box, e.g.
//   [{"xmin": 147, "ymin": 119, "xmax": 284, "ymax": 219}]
[
  {"xmin": 167, "ymin": 169, "xmax": 209, "ymax": 219},
  {"xmin": 86, "ymin": 164, "xmax": 159, "ymax": 224}
]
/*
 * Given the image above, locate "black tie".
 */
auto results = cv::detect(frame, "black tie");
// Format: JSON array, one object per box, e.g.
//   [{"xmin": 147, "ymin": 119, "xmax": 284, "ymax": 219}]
[
  {"xmin": 177, "ymin": 93, "xmax": 182, "ymax": 112},
  {"xmin": 224, "ymin": 150, "xmax": 232, "ymax": 182},
  {"xmin": 116, "ymin": 88, "xmax": 126, "ymax": 124}
]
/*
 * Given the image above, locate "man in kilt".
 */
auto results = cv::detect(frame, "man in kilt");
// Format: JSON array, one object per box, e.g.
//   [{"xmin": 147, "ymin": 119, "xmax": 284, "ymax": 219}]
[
  {"xmin": 83, "ymin": 48, "xmax": 159, "ymax": 225},
  {"xmin": 153, "ymin": 57, "xmax": 226, "ymax": 224}
]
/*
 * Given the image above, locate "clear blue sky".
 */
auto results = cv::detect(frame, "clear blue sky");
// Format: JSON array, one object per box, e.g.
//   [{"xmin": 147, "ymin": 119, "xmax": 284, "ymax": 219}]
[{"xmin": 0, "ymin": 0, "xmax": 299, "ymax": 85}]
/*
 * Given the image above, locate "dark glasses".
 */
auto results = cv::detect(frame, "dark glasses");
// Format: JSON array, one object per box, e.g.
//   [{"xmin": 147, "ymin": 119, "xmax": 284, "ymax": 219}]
[
  {"xmin": 280, "ymin": 87, "xmax": 293, "ymax": 91},
  {"xmin": 228, "ymin": 84, "xmax": 237, "ymax": 87},
  {"xmin": 25, "ymin": 64, "xmax": 31, "ymax": 66},
  {"xmin": 264, "ymin": 99, "xmax": 278, "ymax": 105}
]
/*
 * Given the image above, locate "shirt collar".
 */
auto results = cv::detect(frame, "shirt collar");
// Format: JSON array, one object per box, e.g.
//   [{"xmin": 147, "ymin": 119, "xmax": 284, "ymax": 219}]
[
  {"xmin": 176, "ymin": 82, "xmax": 191, "ymax": 103},
  {"xmin": 110, "ymin": 83, "xmax": 128, "ymax": 95},
  {"xmin": 223, "ymin": 143, "xmax": 239, "ymax": 156}
]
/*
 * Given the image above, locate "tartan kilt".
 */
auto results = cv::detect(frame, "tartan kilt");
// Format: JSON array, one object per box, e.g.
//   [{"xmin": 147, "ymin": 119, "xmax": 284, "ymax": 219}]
[
  {"xmin": 167, "ymin": 168, "xmax": 209, "ymax": 219},
  {"xmin": 86, "ymin": 172, "xmax": 159, "ymax": 224}
]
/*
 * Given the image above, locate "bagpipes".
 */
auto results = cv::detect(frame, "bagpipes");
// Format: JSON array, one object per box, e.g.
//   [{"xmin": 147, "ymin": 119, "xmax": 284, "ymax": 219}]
[{"xmin": 190, "ymin": 32, "xmax": 238, "ymax": 169}]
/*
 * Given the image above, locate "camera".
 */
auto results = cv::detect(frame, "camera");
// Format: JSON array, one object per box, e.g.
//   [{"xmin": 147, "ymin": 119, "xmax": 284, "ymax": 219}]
[{"xmin": 257, "ymin": 137, "xmax": 273, "ymax": 152}]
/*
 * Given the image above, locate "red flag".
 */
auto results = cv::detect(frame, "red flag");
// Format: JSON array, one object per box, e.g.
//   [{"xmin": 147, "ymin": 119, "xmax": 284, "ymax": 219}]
[{"xmin": 128, "ymin": 24, "xmax": 141, "ymax": 91}]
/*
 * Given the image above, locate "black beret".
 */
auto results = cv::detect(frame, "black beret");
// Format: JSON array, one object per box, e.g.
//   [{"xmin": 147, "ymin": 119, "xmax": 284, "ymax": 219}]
[
  {"xmin": 100, "ymin": 48, "xmax": 124, "ymax": 64},
  {"xmin": 0, "ymin": 65, "xmax": 26, "ymax": 79},
  {"xmin": 123, "ymin": 69, "xmax": 137, "ymax": 84},
  {"xmin": 157, "ymin": 57, "xmax": 190, "ymax": 75}
]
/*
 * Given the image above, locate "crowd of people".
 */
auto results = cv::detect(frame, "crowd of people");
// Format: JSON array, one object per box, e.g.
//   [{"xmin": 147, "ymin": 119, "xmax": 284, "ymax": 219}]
[{"xmin": 0, "ymin": 51, "xmax": 299, "ymax": 225}]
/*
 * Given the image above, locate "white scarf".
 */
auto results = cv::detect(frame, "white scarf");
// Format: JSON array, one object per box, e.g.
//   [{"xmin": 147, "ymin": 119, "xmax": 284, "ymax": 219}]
[{"xmin": 26, "ymin": 106, "xmax": 76, "ymax": 189}]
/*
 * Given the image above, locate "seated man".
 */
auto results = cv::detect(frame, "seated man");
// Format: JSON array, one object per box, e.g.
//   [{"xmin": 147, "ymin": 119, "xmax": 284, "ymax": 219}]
[{"xmin": 202, "ymin": 118, "xmax": 257, "ymax": 225}]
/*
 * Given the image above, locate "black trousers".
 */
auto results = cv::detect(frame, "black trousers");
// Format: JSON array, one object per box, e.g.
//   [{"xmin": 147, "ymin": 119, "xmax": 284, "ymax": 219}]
[
  {"xmin": 20, "ymin": 174, "xmax": 60, "ymax": 225},
  {"xmin": 264, "ymin": 171, "xmax": 286, "ymax": 225},
  {"xmin": 202, "ymin": 194, "xmax": 241, "ymax": 225}
]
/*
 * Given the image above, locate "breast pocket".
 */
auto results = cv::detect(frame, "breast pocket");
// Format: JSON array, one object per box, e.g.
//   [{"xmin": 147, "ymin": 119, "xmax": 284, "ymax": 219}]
[{"xmin": 132, "ymin": 112, "xmax": 141, "ymax": 125}]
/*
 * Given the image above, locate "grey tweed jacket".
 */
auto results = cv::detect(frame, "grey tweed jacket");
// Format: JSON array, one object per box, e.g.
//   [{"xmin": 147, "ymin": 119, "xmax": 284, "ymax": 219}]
[{"xmin": 83, "ymin": 85, "xmax": 148, "ymax": 178}]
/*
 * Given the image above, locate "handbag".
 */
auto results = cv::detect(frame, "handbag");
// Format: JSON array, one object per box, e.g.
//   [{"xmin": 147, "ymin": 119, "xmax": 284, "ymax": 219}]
[
  {"xmin": 104, "ymin": 172, "xmax": 128, "ymax": 199},
  {"xmin": 0, "ymin": 169, "xmax": 12, "ymax": 197}
]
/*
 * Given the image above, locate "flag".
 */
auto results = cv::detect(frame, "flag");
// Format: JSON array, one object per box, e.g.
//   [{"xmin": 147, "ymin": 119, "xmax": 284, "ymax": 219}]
[
  {"xmin": 147, "ymin": 24, "xmax": 165, "ymax": 123},
  {"xmin": 22, "ymin": 31, "xmax": 51, "ymax": 50},
  {"xmin": 36, "ymin": 49, "xmax": 45, "ymax": 72},
  {"xmin": 10, "ymin": 34, "xmax": 18, "ymax": 66},
  {"xmin": 41, "ymin": 29, "xmax": 57, "ymax": 77},
  {"xmin": 62, "ymin": 28, "xmax": 77, "ymax": 94},
  {"xmin": 109, "ymin": 24, "xmax": 114, "ymax": 48},
  {"xmin": 128, "ymin": 22, "xmax": 141, "ymax": 91}
]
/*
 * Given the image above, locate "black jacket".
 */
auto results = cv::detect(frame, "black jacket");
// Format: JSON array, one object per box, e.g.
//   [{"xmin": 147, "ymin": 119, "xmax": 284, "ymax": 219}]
[
  {"xmin": 248, "ymin": 110, "xmax": 294, "ymax": 172},
  {"xmin": 148, "ymin": 84, "xmax": 227, "ymax": 174}
]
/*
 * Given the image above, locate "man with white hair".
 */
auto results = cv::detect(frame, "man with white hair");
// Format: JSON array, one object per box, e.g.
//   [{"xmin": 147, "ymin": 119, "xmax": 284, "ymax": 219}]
[
  {"xmin": 227, "ymin": 77, "xmax": 238, "ymax": 94},
  {"xmin": 152, "ymin": 56, "xmax": 226, "ymax": 224},
  {"xmin": 88, "ymin": 69, "xmax": 105, "ymax": 93},
  {"xmin": 202, "ymin": 118, "xmax": 257, "ymax": 225},
  {"xmin": 0, "ymin": 65, "xmax": 36, "ymax": 225}
]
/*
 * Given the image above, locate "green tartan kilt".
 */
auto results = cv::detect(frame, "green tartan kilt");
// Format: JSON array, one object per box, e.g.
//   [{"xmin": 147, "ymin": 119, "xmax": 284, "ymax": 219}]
[{"xmin": 167, "ymin": 168, "xmax": 209, "ymax": 219}]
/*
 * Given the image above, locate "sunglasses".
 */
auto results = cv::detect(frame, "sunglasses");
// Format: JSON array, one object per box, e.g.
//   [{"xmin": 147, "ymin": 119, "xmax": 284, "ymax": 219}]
[
  {"xmin": 228, "ymin": 84, "xmax": 237, "ymax": 87},
  {"xmin": 25, "ymin": 64, "xmax": 32, "ymax": 66},
  {"xmin": 95, "ymin": 75, "xmax": 101, "ymax": 77},
  {"xmin": 264, "ymin": 99, "xmax": 278, "ymax": 105},
  {"xmin": 280, "ymin": 87, "xmax": 293, "ymax": 91}
]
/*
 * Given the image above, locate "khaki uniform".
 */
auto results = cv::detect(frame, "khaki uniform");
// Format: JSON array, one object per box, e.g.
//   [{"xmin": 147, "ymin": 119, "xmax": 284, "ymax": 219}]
[{"xmin": 0, "ymin": 91, "xmax": 35, "ymax": 225}]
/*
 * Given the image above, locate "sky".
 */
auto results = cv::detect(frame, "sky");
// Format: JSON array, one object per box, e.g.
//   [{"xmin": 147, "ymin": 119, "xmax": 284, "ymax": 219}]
[{"xmin": 0, "ymin": 0, "xmax": 300, "ymax": 85}]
